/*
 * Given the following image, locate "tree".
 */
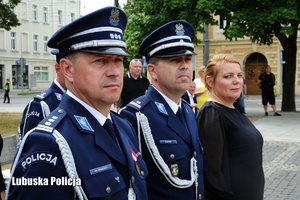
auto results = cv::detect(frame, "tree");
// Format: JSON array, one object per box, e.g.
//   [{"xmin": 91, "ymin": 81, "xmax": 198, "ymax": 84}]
[
  {"xmin": 0, "ymin": 0, "xmax": 21, "ymax": 30},
  {"xmin": 123, "ymin": 0, "xmax": 300, "ymax": 111}
]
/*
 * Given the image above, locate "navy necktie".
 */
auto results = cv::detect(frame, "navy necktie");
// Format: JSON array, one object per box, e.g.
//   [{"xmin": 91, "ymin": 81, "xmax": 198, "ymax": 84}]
[
  {"xmin": 103, "ymin": 119, "xmax": 119, "ymax": 145},
  {"xmin": 176, "ymin": 107, "xmax": 188, "ymax": 131}
]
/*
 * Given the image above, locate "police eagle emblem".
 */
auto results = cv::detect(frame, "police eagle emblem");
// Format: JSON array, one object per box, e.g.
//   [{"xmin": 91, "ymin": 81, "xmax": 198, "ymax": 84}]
[
  {"xmin": 175, "ymin": 23, "xmax": 185, "ymax": 35},
  {"xmin": 109, "ymin": 8, "xmax": 120, "ymax": 26}
]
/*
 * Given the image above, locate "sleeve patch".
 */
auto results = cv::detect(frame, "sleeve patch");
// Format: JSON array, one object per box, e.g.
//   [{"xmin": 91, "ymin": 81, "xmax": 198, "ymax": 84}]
[{"xmin": 21, "ymin": 152, "xmax": 59, "ymax": 171}]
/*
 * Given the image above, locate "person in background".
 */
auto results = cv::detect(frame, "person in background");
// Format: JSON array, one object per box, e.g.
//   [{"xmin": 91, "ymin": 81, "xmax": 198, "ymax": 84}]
[
  {"xmin": 182, "ymin": 81, "xmax": 198, "ymax": 115},
  {"xmin": 17, "ymin": 49, "xmax": 66, "ymax": 146},
  {"xmin": 8, "ymin": 7, "xmax": 148, "ymax": 199},
  {"xmin": 194, "ymin": 66, "xmax": 209, "ymax": 109},
  {"xmin": 235, "ymin": 77, "xmax": 247, "ymax": 114},
  {"xmin": 120, "ymin": 20, "xmax": 204, "ymax": 200},
  {"xmin": 119, "ymin": 58, "xmax": 150, "ymax": 108},
  {"xmin": 0, "ymin": 134, "xmax": 6, "ymax": 200},
  {"xmin": 257, "ymin": 65, "xmax": 281, "ymax": 116},
  {"xmin": 196, "ymin": 54, "xmax": 265, "ymax": 200},
  {"xmin": 3, "ymin": 78, "xmax": 10, "ymax": 104}
]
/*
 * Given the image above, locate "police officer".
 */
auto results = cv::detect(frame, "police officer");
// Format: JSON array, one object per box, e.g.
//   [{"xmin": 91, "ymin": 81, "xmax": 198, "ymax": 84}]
[
  {"xmin": 8, "ymin": 7, "xmax": 148, "ymax": 200},
  {"xmin": 120, "ymin": 20, "xmax": 204, "ymax": 199},
  {"xmin": 18, "ymin": 49, "xmax": 66, "ymax": 146}
]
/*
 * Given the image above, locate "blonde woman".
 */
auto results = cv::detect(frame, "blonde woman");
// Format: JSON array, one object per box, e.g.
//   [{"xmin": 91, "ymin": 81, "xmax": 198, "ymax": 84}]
[{"xmin": 196, "ymin": 54, "xmax": 265, "ymax": 200}]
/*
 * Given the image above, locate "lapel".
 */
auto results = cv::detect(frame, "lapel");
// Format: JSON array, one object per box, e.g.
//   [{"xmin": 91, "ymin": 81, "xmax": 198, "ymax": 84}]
[
  {"xmin": 111, "ymin": 114, "xmax": 136, "ymax": 174},
  {"xmin": 147, "ymin": 87, "xmax": 191, "ymax": 144},
  {"xmin": 60, "ymin": 95, "xmax": 127, "ymax": 165},
  {"xmin": 181, "ymin": 102, "xmax": 198, "ymax": 144}
]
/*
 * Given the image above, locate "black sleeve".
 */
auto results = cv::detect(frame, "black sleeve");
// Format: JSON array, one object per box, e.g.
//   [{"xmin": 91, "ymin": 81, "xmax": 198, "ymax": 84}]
[{"xmin": 196, "ymin": 106, "xmax": 232, "ymax": 199}]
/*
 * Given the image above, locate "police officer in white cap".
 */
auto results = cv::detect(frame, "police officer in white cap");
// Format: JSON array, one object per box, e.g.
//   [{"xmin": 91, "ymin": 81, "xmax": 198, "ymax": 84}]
[
  {"xmin": 120, "ymin": 20, "xmax": 204, "ymax": 199},
  {"xmin": 8, "ymin": 6, "xmax": 148, "ymax": 200}
]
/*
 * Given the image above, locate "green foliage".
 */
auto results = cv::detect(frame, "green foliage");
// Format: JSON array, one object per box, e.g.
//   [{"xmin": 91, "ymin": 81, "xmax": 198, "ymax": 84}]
[
  {"xmin": 123, "ymin": 0, "xmax": 205, "ymax": 59},
  {"xmin": 124, "ymin": 0, "xmax": 299, "ymax": 48},
  {"xmin": 0, "ymin": 0, "xmax": 21, "ymax": 30},
  {"xmin": 123, "ymin": 0, "xmax": 300, "ymax": 111}
]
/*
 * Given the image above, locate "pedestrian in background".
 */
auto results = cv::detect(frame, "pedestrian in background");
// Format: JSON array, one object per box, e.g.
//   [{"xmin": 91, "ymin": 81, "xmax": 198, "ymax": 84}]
[
  {"xmin": 119, "ymin": 58, "xmax": 150, "ymax": 108},
  {"xmin": 8, "ymin": 7, "xmax": 148, "ymax": 199},
  {"xmin": 17, "ymin": 49, "xmax": 66, "ymax": 146},
  {"xmin": 120, "ymin": 20, "xmax": 204, "ymax": 200},
  {"xmin": 194, "ymin": 66, "xmax": 209, "ymax": 109},
  {"xmin": 3, "ymin": 78, "xmax": 10, "ymax": 104},
  {"xmin": 182, "ymin": 81, "xmax": 198, "ymax": 115},
  {"xmin": 235, "ymin": 77, "xmax": 247, "ymax": 114},
  {"xmin": 257, "ymin": 65, "xmax": 281, "ymax": 116},
  {"xmin": 196, "ymin": 54, "xmax": 265, "ymax": 200}
]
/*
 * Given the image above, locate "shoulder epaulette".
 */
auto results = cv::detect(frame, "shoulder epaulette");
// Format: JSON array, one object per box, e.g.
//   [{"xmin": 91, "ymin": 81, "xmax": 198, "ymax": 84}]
[
  {"xmin": 35, "ymin": 107, "xmax": 67, "ymax": 133},
  {"xmin": 126, "ymin": 95, "xmax": 151, "ymax": 111},
  {"xmin": 34, "ymin": 88, "xmax": 52, "ymax": 100}
]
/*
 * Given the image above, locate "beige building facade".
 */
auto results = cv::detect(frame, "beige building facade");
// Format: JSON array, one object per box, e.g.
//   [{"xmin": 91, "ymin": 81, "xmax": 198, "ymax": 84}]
[
  {"xmin": 194, "ymin": 23, "xmax": 300, "ymax": 96},
  {"xmin": 0, "ymin": 0, "xmax": 80, "ymax": 92}
]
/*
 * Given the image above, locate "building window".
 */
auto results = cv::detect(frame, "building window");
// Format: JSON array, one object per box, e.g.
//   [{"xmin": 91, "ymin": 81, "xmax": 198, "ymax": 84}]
[
  {"xmin": 71, "ymin": 13, "xmax": 75, "ymax": 21},
  {"xmin": 34, "ymin": 66, "xmax": 49, "ymax": 81},
  {"xmin": 21, "ymin": 2, "xmax": 28, "ymax": 20},
  {"xmin": 43, "ymin": 7, "xmax": 48, "ymax": 23},
  {"xmin": 43, "ymin": 36, "xmax": 48, "ymax": 52},
  {"xmin": 0, "ymin": 30, "xmax": 5, "ymax": 49},
  {"xmin": 11, "ymin": 32, "xmax": 17, "ymax": 50},
  {"xmin": 58, "ymin": 10, "xmax": 62, "ymax": 25},
  {"xmin": 218, "ymin": 15, "xmax": 227, "ymax": 30},
  {"xmin": 33, "ymin": 5, "xmax": 38, "ymax": 21},
  {"xmin": 33, "ymin": 34, "xmax": 39, "ymax": 52},
  {"xmin": 21, "ymin": 33, "xmax": 29, "ymax": 52}
]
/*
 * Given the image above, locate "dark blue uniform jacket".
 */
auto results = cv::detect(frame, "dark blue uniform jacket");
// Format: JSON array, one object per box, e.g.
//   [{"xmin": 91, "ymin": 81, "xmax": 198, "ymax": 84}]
[
  {"xmin": 8, "ymin": 94, "xmax": 148, "ymax": 200},
  {"xmin": 19, "ymin": 82, "xmax": 64, "ymax": 139},
  {"xmin": 120, "ymin": 85, "xmax": 204, "ymax": 200}
]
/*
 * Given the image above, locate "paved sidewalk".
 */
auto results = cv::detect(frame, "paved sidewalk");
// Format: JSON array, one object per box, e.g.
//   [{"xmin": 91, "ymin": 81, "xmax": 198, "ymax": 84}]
[{"xmin": 245, "ymin": 95, "xmax": 300, "ymax": 200}]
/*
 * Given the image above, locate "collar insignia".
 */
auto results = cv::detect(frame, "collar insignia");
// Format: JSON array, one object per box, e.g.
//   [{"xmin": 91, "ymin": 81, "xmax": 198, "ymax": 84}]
[
  {"xmin": 155, "ymin": 102, "xmax": 168, "ymax": 115},
  {"xmin": 74, "ymin": 115, "xmax": 94, "ymax": 132},
  {"xmin": 55, "ymin": 93, "xmax": 63, "ymax": 101}
]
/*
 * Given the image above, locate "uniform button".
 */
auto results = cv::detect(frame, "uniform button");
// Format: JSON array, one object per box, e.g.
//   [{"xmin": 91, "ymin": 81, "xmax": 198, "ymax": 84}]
[
  {"xmin": 131, "ymin": 176, "xmax": 135, "ymax": 183},
  {"xmin": 194, "ymin": 151, "xmax": 197, "ymax": 157},
  {"xmin": 141, "ymin": 171, "xmax": 144, "ymax": 176},
  {"xmin": 58, "ymin": 109, "xmax": 64, "ymax": 114},
  {"xmin": 170, "ymin": 154, "xmax": 175, "ymax": 159},
  {"xmin": 106, "ymin": 186, "xmax": 111, "ymax": 193},
  {"xmin": 199, "ymin": 194, "xmax": 202, "ymax": 199}
]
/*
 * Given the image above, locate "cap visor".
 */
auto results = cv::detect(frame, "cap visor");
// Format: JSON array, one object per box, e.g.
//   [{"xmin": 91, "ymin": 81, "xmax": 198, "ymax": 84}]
[{"xmin": 81, "ymin": 47, "xmax": 131, "ymax": 57}]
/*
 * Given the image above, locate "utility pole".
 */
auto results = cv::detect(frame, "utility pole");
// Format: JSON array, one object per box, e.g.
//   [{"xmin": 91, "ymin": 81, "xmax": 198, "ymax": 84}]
[
  {"xmin": 114, "ymin": 0, "xmax": 119, "ymax": 7},
  {"xmin": 203, "ymin": 23, "xmax": 209, "ymax": 66}
]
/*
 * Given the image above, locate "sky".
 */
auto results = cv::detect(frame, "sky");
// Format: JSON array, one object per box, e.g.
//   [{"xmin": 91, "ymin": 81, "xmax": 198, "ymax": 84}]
[{"xmin": 81, "ymin": 0, "xmax": 128, "ymax": 15}]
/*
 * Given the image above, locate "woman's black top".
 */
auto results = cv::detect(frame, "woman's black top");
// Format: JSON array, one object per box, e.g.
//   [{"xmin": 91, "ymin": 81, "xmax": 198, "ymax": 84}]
[{"xmin": 196, "ymin": 101, "xmax": 265, "ymax": 200}]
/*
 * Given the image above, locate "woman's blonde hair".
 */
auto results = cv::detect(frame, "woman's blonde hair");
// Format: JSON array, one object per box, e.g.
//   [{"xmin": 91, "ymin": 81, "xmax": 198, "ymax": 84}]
[
  {"xmin": 205, "ymin": 54, "xmax": 241, "ymax": 92},
  {"xmin": 197, "ymin": 65, "xmax": 206, "ymax": 81}
]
